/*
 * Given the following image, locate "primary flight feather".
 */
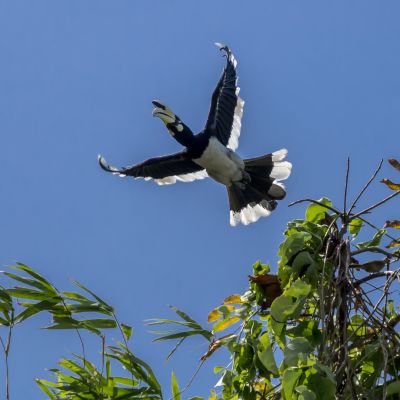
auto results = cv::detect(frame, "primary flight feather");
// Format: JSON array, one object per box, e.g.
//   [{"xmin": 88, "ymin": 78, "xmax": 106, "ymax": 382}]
[{"xmin": 98, "ymin": 43, "xmax": 292, "ymax": 226}]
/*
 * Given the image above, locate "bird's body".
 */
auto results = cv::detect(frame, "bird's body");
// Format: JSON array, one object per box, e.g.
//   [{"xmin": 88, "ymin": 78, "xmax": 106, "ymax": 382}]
[
  {"xmin": 194, "ymin": 137, "xmax": 244, "ymax": 185},
  {"xmin": 99, "ymin": 43, "xmax": 292, "ymax": 226}
]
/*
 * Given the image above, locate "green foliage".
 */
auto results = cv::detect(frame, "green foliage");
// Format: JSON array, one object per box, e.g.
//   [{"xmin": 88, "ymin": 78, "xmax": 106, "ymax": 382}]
[{"xmin": 2, "ymin": 161, "xmax": 400, "ymax": 400}]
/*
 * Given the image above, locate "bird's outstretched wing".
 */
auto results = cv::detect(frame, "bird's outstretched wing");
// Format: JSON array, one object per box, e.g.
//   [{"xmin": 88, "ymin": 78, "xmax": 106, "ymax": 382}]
[
  {"xmin": 204, "ymin": 43, "xmax": 244, "ymax": 151},
  {"xmin": 98, "ymin": 152, "xmax": 208, "ymax": 185}
]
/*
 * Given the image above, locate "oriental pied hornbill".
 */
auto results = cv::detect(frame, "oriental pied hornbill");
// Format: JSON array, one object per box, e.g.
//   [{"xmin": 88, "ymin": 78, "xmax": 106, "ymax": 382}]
[{"xmin": 98, "ymin": 43, "xmax": 292, "ymax": 226}]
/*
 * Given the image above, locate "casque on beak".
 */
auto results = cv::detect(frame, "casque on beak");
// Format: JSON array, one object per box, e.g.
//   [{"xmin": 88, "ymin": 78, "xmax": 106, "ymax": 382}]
[{"xmin": 152, "ymin": 100, "xmax": 177, "ymax": 124}]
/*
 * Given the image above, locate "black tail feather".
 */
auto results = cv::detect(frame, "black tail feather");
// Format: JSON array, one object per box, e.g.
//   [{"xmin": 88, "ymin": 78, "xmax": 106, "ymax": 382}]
[{"xmin": 227, "ymin": 149, "xmax": 291, "ymax": 226}]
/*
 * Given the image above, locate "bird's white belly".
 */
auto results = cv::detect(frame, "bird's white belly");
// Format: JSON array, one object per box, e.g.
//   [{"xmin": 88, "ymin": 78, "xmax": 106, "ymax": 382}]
[{"xmin": 193, "ymin": 137, "xmax": 244, "ymax": 186}]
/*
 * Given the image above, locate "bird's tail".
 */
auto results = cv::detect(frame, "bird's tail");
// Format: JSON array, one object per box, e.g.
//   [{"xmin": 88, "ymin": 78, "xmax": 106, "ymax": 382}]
[{"xmin": 227, "ymin": 149, "xmax": 292, "ymax": 226}]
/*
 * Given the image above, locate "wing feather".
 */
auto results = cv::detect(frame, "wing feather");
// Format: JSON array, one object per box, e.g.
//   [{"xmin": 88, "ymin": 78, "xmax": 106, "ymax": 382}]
[
  {"xmin": 205, "ymin": 44, "xmax": 244, "ymax": 151},
  {"xmin": 98, "ymin": 152, "xmax": 208, "ymax": 186}
]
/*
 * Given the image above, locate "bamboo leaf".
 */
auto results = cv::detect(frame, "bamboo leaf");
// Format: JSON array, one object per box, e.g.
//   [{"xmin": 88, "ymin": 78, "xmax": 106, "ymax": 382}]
[
  {"xmin": 121, "ymin": 323, "xmax": 133, "ymax": 341},
  {"xmin": 171, "ymin": 371, "xmax": 181, "ymax": 400},
  {"xmin": 72, "ymin": 280, "xmax": 114, "ymax": 312}
]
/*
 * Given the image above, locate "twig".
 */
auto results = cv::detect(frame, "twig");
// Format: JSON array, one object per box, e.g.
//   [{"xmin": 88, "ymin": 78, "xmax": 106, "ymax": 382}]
[
  {"xmin": 344, "ymin": 157, "xmax": 350, "ymax": 217},
  {"xmin": 171, "ymin": 358, "xmax": 207, "ymax": 400},
  {"xmin": 355, "ymin": 216, "xmax": 398, "ymax": 242},
  {"xmin": 351, "ymin": 190, "xmax": 400, "ymax": 220},
  {"xmin": 348, "ymin": 159, "xmax": 384, "ymax": 216},
  {"xmin": 288, "ymin": 198, "xmax": 341, "ymax": 215},
  {"xmin": 350, "ymin": 247, "xmax": 397, "ymax": 258},
  {"xmin": 354, "ymin": 271, "xmax": 395, "ymax": 287}
]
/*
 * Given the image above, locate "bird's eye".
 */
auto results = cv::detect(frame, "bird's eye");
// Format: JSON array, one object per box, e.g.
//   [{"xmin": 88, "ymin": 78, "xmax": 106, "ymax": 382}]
[{"xmin": 175, "ymin": 123, "xmax": 183, "ymax": 132}]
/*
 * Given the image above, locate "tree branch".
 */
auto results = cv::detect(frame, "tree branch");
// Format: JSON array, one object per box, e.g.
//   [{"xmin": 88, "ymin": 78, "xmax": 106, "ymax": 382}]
[
  {"xmin": 348, "ymin": 159, "xmax": 383, "ymax": 216},
  {"xmin": 288, "ymin": 198, "xmax": 341, "ymax": 215},
  {"xmin": 350, "ymin": 247, "xmax": 397, "ymax": 258},
  {"xmin": 351, "ymin": 190, "xmax": 400, "ymax": 220},
  {"xmin": 354, "ymin": 271, "xmax": 395, "ymax": 287}
]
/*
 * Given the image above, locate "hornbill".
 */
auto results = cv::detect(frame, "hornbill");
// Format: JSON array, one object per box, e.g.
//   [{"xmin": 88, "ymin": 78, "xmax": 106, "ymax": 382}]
[{"xmin": 98, "ymin": 43, "xmax": 292, "ymax": 226}]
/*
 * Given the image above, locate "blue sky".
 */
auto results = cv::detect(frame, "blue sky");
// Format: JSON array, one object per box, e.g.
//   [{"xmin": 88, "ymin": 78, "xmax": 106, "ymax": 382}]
[{"xmin": 1, "ymin": 1, "xmax": 400, "ymax": 398}]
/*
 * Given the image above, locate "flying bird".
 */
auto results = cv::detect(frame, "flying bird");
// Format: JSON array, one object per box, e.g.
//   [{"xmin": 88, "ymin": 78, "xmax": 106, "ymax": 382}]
[{"xmin": 98, "ymin": 43, "xmax": 292, "ymax": 226}]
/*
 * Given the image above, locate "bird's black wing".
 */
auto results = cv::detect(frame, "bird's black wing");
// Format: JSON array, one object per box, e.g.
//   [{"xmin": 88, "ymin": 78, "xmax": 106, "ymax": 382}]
[
  {"xmin": 204, "ymin": 44, "xmax": 244, "ymax": 151},
  {"xmin": 98, "ymin": 152, "xmax": 208, "ymax": 185}
]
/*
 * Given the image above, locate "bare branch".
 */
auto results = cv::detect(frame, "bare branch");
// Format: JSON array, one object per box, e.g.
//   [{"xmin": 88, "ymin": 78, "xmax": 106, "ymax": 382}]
[
  {"xmin": 288, "ymin": 198, "xmax": 341, "ymax": 215},
  {"xmin": 348, "ymin": 159, "xmax": 384, "ymax": 216},
  {"xmin": 350, "ymin": 247, "xmax": 397, "ymax": 258},
  {"xmin": 351, "ymin": 190, "xmax": 400, "ymax": 220},
  {"xmin": 344, "ymin": 157, "xmax": 350, "ymax": 217},
  {"xmin": 354, "ymin": 271, "xmax": 395, "ymax": 287}
]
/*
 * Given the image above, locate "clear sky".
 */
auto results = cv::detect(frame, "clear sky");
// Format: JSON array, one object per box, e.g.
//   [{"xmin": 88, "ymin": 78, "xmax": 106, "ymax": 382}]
[{"xmin": 1, "ymin": 1, "xmax": 400, "ymax": 398}]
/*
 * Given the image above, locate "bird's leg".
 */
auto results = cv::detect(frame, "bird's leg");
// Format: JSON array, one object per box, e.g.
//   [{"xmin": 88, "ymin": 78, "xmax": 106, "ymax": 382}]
[{"xmin": 233, "ymin": 171, "xmax": 251, "ymax": 189}]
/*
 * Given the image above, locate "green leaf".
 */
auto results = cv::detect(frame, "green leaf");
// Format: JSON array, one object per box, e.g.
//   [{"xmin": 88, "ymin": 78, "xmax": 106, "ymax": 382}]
[
  {"xmin": 169, "ymin": 305, "xmax": 198, "ymax": 325},
  {"xmin": 286, "ymin": 320, "xmax": 322, "ymax": 347},
  {"xmin": 296, "ymin": 385, "xmax": 316, "ymax": 400},
  {"xmin": 285, "ymin": 279, "xmax": 311, "ymax": 298},
  {"xmin": 305, "ymin": 198, "xmax": 332, "ymax": 223},
  {"xmin": 279, "ymin": 232, "xmax": 311, "ymax": 266},
  {"xmin": 282, "ymin": 368, "xmax": 303, "ymax": 400},
  {"xmin": 72, "ymin": 280, "xmax": 114, "ymax": 312},
  {"xmin": 7, "ymin": 288, "xmax": 54, "ymax": 301},
  {"xmin": 3, "ymin": 272, "xmax": 56, "ymax": 293},
  {"xmin": 171, "ymin": 371, "xmax": 181, "ymax": 400},
  {"xmin": 349, "ymin": 218, "xmax": 363, "ymax": 237},
  {"xmin": 153, "ymin": 329, "xmax": 208, "ymax": 342},
  {"xmin": 121, "ymin": 323, "xmax": 133, "ymax": 341},
  {"xmin": 36, "ymin": 379, "xmax": 57, "ymax": 399},
  {"xmin": 306, "ymin": 366, "xmax": 336, "ymax": 399},
  {"xmin": 356, "ymin": 229, "xmax": 386, "ymax": 249},
  {"xmin": 108, "ymin": 343, "xmax": 162, "ymax": 395},
  {"xmin": 387, "ymin": 380, "xmax": 400, "ymax": 395},
  {"xmin": 14, "ymin": 299, "xmax": 60, "ymax": 323},
  {"xmin": 296, "ymin": 385, "xmax": 317, "ymax": 400},
  {"xmin": 11, "ymin": 263, "xmax": 54, "ymax": 289},
  {"xmin": 257, "ymin": 333, "xmax": 278, "ymax": 375},
  {"xmin": 81, "ymin": 318, "xmax": 117, "ymax": 329},
  {"xmin": 252, "ymin": 260, "xmax": 270, "ymax": 275},
  {"xmin": 284, "ymin": 337, "xmax": 314, "ymax": 367}
]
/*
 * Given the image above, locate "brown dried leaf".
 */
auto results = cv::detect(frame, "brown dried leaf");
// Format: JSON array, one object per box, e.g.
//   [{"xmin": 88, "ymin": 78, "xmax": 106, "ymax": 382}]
[
  {"xmin": 386, "ymin": 238, "xmax": 400, "ymax": 248},
  {"xmin": 381, "ymin": 178, "xmax": 400, "ymax": 191},
  {"xmin": 223, "ymin": 294, "xmax": 243, "ymax": 305},
  {"xmin": 384, "ymin": 220, "xmax": 400, "ymax": 229},
  {"xmin": 389, "ymin": 158, "xmax": 400, "ymax": 172},
  {"xmin": 249, "ymin": 274, "xmax": 280, "ymax": 285},
  {"xmin": 249, "ymin": 274, "xmax": 282, "ymax": 309},
  {"xmin": 200, "ymin": 334, "xmax": 236, "ymax": 361}
]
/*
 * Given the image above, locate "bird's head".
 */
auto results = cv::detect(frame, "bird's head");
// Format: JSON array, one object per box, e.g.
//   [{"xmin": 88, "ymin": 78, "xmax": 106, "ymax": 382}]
[{"xmin": 152, "ymin": 100, "xmax": 184, "ymax": 136}]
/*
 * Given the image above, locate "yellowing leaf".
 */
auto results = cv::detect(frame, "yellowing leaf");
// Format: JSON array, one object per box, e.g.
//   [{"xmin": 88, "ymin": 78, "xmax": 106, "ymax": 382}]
[
  {"xmin": 385, "ymin": 220, "xmax": 400, "ymax": 229},
  {"xmin": 207, "ymin": 309, "xmax": 221, "ymax": 323},
  {"xmin": 223, "ymin": 294, "xmax": 243, "ymax": 304},
  {"xmin": 209, "ymin": 389, "xmax": 218, "ymax": 400},
  {"xmin": 386, "ymin": 238, "xmax": 400, "ymax": 248},
  {"xmin": 381, "ymin": 178, "xmax": 400, "ymax": 191},
  {"xmin": 389, "ymin": 158, "xmax": 400, "ymax": 172},
  {"xmin": 213, "ymin": 316, "xmax": 240, "ymax": 332}
]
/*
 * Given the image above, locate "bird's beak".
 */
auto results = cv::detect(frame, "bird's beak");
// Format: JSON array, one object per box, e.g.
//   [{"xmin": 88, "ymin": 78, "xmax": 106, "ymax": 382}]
[{"xmin": 152, "ymin": 100, "xmax": 177, "ymax": 125}]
